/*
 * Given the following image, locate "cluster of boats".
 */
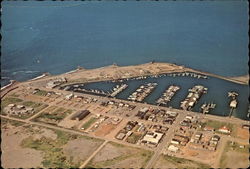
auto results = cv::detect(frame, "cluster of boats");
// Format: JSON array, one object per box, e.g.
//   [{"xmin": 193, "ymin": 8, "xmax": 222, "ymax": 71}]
[
  {"xmin": 168, "ymin": 72, "xmax": 208, "ymax": 79},
  {"xmin": 128, "ymin": 83, "xmax": 158, "ymax": 102},
  {"xmin": 110, "ymin": 84, "xmax": 128, "ymax": 97},
  {"xmin": 156, "ymin": 85, "xmax": 180, "ymax": 105},
  {"xmin": 200, "ymin": 102, "xmax": 216, "ymax": 114},
  {"xmin": 180, "ymin": 85, "xmax": 208, "ymax": 111}
]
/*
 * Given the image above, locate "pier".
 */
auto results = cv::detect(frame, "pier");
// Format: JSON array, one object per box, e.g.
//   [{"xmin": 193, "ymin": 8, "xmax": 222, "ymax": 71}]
[
  {"xmin": 156, "ymin": 85, "xmax": 180, "ymax": 105},
  {"xmin": 110, "ymin": 84, "xmax": 128, "ymax": 97},
  {"xmin": 180, "ymin": 85, "xmax": 208, "ymax": 111},
  {"xmin": 200, "ymin": 102, "xmax": 216, "ymax": 114},
  {"xmin": 128, "ymin": 83, "xmax": 158, "ymax": 102},
  {"xmin": 228, "ymin": 91, "xmax": 238, "ymax": 117}
]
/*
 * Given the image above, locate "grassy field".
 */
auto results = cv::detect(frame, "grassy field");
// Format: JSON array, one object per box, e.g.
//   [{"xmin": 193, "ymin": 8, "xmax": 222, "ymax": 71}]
[
  {"xmin": 11, "ymin": 101, "xmax": 49, "ymax": 119},
  {"xmin": 1, "ymin": 97, "xmax": 23, "ymax": 115},
  {"xmin": 21, "ymin": 129, "xmax": 102, "ymax": 168},
  {"xmin": 155, "ymin": 155, "xmax": 211, "ymax": 169},
  {"xmin": 34, "ymin": 107, "xmax": 72, "ymax": 124},
  {"xmin": 81, "ymin": 117, "xmax": 98, "ymax": 130},
  {"xmin": 126, "ymin": 132, "xmax": 143, "ymax": 144},
  {"xmin": 1, "ymin": 117, "xmax": 25, "ymax": 127},
  {"xmin": 86, "ymin": 141, "xmax": 154, "ymax": 168},
  {"xmin": 34, "ymin": 90, "xmax": 49, "ymax": 96},
  {"xmin": 202, "ymin": 120, "xmax": 235, "ymax": 134},
  {"xmin": 220, "ymin": 141, "xmax": 249, "ymax": 168}
]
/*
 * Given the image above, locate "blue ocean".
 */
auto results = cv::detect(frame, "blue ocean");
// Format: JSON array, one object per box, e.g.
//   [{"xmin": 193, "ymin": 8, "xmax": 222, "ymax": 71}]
[{"xmin": 1, "ymin": 1, "xmax": 249, "ymax": 119}]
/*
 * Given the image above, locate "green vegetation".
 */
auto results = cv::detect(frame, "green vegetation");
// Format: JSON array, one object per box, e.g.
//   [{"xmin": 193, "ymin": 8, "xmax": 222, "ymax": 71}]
[
  {"xmin": 141, "ymin": 151, "xmax": 154, "ymax": 167},
  {"xmin": 21, "ymin": 127, "xmax": 103, "ymax": 168},
  {"xmin": 86, "ymin": 142, "xmax": 153, "ymax": 168},
  {"xmin": 126, "ymin": 132, "xmax": 143, "ymax": 144},
  {"xmin": 202, "ymin": 120, "xmax": 235, "ymax": 134},
  {"xmin": 34, "ymin": 90, "xmax": 48, "ymax": 96},
  {"xmin": 81, "ymin": 117, "xmax": 98, "ymax": 130},
  {"xmin": 35, "ymin": 108, "xmax": 72, "ymax": 124},
  {"xmin": 161, "ymin": 155, "xmax": 210, "ymax": 169},
  {"xmin": 1, "ymin": 117, "xmax": 25, "ymax": 127},
  {"xmin": 10, "ymin": 93, "xmax": 20, "ymax": 97},
  {"xmin": 21, "ymin": 130, "xmax": 81, "ymax": 168},
  {"xmin": 1, "ymin": 97, "xmax": 23, "ymax": 115},
  {"xmin": 9, "ymin": 101, "xmax": 49, "ymax": 119},
  {"xmin": 220, "ymin": 141, "xmax": 249, "ymax": 168}
]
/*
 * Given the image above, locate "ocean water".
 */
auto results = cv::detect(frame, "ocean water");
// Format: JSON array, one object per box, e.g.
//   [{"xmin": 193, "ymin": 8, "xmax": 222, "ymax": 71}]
[{"xmin": 1, "ymin": 1, "xmax": 248, "ymax": 87}]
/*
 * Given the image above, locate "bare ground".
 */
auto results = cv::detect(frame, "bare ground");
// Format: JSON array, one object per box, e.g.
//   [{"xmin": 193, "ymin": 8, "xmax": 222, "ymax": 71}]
[
  {"xmin": 89, "ymin": 142, "xmax": 151, "ymax": 168},
  {"xmin": 1, "ymin": 125, "xmax": 44, "ymax": 168},
  {"xmin": 223, "ymin": 151, "xmax": 249, "ymax": 169},
  {"xmin": 63, "ymin": 137, "xmax": 102, "ymax": 164}
]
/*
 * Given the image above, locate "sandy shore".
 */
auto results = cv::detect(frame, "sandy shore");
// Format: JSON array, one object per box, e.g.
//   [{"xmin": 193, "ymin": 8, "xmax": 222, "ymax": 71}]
[
  {"xmin": 228, "ymin": 75, "xmax": 249, "ymax": 85},
  {"xmin": 2, "ymin": 62, "xmax": 248, "ymax": 92}
]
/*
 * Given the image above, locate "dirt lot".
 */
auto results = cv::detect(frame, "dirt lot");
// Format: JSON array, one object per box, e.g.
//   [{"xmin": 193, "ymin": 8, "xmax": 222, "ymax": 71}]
[
  {"xmin": 86, "ymin": 142, "xmax": 153, "ymax": 168},
  {"xmin": 1, "ymin": 124, "xmax": 44, "ymax": 168},
  {"xmin": 222, "ymin": 151, "xmax": 249, "ymax": 168},
  {"xmin": 220, "ymin": 141, "xmax": 249, "ymax": 169},
  {"xmin": 181, "ymin": 144, "xmax": 216, "ymax": 165},
  {"xmin": 154, "ymin": 154, "xmax": 210, "ymax": 168},
  {"xmin": 94, "ymin": 123, "xmax": 116, "ymax": 137},
  {"xmin": 63, "ymin": 137, "xmax": 103, "ymax": 164},
  {"xmin": 236, "ymin": 127, "xmax": 249, "ymax": 140}
]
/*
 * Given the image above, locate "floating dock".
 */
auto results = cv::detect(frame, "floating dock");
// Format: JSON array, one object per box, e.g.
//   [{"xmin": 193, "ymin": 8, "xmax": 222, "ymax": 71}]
[
  {"xmin": 180, "ymin": 85, "xmax": 208, "ymax": 111},
  {"xmin": 110, "ymin": 84, "xmax": 128, "ymax": 97},
  {"xmin": 200, "ymin": 102, "xmax": 216, "ymax": 114},
  {"xmin": 156, "ymin": 85, "xmax": 180, "ymax": 105},
  {"xmin": 128, "ymin": 83, "xmax": 158, "ymax": 102},
  {"xmin": 228, "ymin": 91, "xmax": 238, "ymax": 117}
]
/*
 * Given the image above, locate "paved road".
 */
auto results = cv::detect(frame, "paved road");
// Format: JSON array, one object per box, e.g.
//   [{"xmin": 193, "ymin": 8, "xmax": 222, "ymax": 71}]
[{"xmin": 145, "ymin": 112, "xmax": 187, "ymax": 168}]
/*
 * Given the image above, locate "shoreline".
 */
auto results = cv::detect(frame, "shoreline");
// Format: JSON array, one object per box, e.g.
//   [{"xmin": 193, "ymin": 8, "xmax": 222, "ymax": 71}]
[{"xmin": 1, "ymin": 62, "xmax": 248, "ymax": 87}]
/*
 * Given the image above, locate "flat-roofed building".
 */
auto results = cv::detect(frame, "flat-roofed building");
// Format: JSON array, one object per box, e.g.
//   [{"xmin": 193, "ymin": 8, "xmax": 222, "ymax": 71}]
[{"xmin": 71, "ymin": 110, "xmax": 90, "ymax": 121}]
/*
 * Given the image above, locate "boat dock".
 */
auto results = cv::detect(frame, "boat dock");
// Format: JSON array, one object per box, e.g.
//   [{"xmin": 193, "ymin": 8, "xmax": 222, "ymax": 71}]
[
  {"xmin": 180, "ymin": 85, "xmax": 208, "ymax": 110},
  {"xmin": 200, "ymin": 102, "xmax": 216, "ymax": 114},
  {"xmin": 110, "ymin": 84, "xmax": 128, "ymax": 97},
  {"xmin": 228, "ymin": 91, "xmax": 238, "ymax": 117},
  {"xmin": 167, "ymin": 72, "xmax": 208, "ymax": 79},
  {"xmin": 156, "ymin": 85, "xmax": 180, "ymax": 105},
  {"xmin": 128, "ymin": 83, "xmax": 158, "ymax": 102}
]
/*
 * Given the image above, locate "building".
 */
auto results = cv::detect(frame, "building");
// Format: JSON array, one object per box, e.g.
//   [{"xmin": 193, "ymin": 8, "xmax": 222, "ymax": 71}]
[
  {"xmin": 218, "ymin": 126, "xmax": 231, "ymax": 134},
  {"xmin": 203, "ymin": 126, "xmax": 215, "ymax": 132},
  {"xmin": 116, "ymin": 132, "xmax": 126, "ymax": 140},
  {"xmin": 65, "ymin": 93, "xmax": 74, "ymax": 100},
  {"xmin": 71, "ymin": 110, "xmax": 90, "ymax": 121},
  {"xmin": 141, "ymin": 131, "xmax": 164, "ymax": 145},
  {"xmin": 168, "ymin": 145, "xmax": 179, "ymax": 153},
  {"xmin": 230, "ymin": 100, "xmax": 237, "ymax": 108}
]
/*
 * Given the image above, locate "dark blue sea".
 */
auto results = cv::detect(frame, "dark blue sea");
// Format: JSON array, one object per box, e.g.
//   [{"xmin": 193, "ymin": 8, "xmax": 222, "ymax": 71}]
[{"xmin": 1, "ymin": 1, "xmax": 249, "ymax": 119}]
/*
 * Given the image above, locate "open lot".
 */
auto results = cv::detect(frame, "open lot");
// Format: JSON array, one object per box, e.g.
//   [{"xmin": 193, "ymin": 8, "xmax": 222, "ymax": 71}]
[
  {"xmin": 1, "ymin": 118, "xmax": 104, "ymax": 168},
  {"xmin": 153, "ymin": 154, "xmax": 210, "ymax": 168},
  {"xmin": 1, "ymin": 97, "xmax": 48, "ymax": 119},
  {"xmin": 86, "ymin": 142, "xmax": 153, "ymax": 168},
  {"xmin": 220, "ymin": 141, "xmax": 249, "ymax": 168},
  {"xmin": 33, "ymin": 107, "xmax": 73, "ymax": 125}
]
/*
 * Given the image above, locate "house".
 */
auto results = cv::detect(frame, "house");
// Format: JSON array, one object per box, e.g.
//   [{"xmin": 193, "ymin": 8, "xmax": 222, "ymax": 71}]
[
  {"xmin": 65, "ymin": 93, "xmax": 74, "ymax": 100},
  {"xmin": 116, "ymin": 132, "xmax": 126, "ymax": 140},
  {"xmin": 218, "ymin": 126, "xmax": 231, "ymax": 134},
  {"xmin": 168, "ymin": 145, "xmax": 179, "ymax": 153},
  {"xmin": 203, "ymin": 126, "xmax": 215, "ymax": 132},
  {"xmin": 171, "ymin": 139, "xmax": 180, "ymax": 145}
]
